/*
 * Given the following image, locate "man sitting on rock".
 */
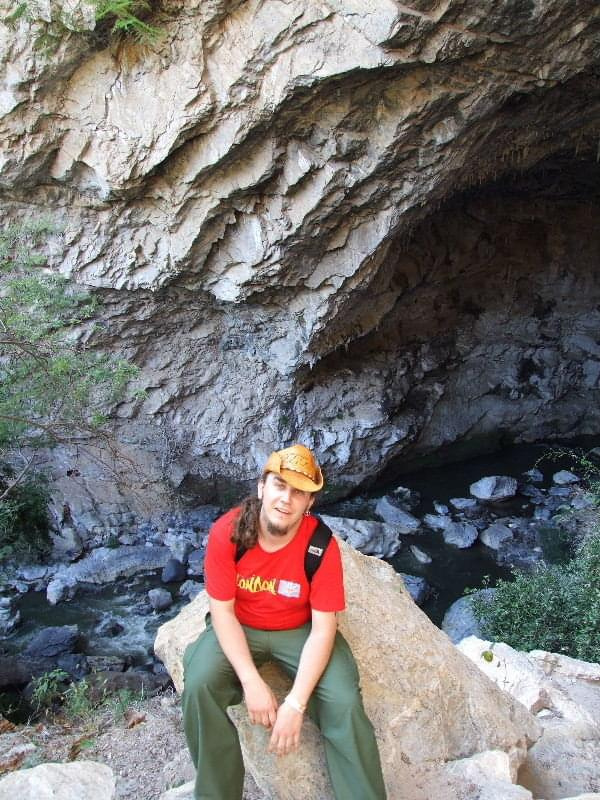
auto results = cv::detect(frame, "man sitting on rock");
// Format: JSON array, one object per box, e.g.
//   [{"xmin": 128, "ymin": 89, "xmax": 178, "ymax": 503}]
[{"xmin": 182, "ymin": 443, "xmax": 386, "ymax": 800}]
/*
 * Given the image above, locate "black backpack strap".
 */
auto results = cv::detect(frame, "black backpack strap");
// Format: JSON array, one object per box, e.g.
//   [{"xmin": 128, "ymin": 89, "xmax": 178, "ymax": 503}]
[
  {"xmin": 234, "ymin": 542, "xmax": 247, "ymax": 563},
  {"xmin": 304, "ymin": 516, "xmax": 333, "ymax": 583}
]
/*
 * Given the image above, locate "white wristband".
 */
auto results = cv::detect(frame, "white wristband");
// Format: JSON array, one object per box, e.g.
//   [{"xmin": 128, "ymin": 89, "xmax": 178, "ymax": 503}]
[{"xmin": 284, "ymin": 694, "xmax": 306, "ymax": 714}]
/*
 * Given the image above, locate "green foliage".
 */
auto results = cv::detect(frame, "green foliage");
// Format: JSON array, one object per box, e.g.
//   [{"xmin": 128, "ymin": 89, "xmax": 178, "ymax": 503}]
[
  {"xmin": 0, "ymin": 474, "xmax": 51, "ymax": 561},
  {"xmin": 3, "ymin": 1, "xmax": 162, "ymax": 51},
  {"xmin": 472, "ymin": 530, "xmax": 600, "ymax": 662},
  {"xmin": 0, "ymin": 220, "xmax": 141, "ymax": 560},
  {"xmin": 63, "ymin": 678, "xmax": 98, "ymax": 721},
  {"xmin": 31, "ymin": 668, "xmax": 69, "ymax": 713},
  {"xmin": 93, "ymin": 0, "xmax": 162, "ymax": 43}
]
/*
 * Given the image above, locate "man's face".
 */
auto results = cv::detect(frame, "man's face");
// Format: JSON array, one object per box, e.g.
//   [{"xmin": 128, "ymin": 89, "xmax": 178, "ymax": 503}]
[{"xmin": 258, "ymin": 472, "xmax": 314, "ymax": 537}]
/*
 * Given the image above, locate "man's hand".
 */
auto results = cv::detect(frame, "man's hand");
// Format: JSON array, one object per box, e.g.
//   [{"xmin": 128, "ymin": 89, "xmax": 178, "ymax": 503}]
[
  {"xmin": 267, "ymin": 702, "xmax": 304, "ymax": 756},
  {"xmin": 242, "ymin": 674, "xmax": 279, "ymax": 728}
]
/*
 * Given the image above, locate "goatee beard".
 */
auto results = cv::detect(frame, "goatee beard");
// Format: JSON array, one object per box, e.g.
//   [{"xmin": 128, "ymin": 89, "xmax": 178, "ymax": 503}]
[{"xmin": 266, "ymin": 520, "xmax": 289, "ymax": 537}]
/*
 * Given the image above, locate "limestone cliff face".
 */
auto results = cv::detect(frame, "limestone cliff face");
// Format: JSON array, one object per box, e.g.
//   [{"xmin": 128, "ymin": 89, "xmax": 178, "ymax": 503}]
[{"xmin": 1, "ymin": 0, "xmax": 599, "ymax": 512}]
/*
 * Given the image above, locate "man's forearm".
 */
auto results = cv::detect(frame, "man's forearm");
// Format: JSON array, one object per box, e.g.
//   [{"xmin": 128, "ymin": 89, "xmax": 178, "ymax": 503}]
[
  {"xmin": 289, "ymin": 623, "xmax": 336, "ymax": 707},
  {"xmin": 209, "ymin": 599, "xmax": 260, "ymax": 684}
]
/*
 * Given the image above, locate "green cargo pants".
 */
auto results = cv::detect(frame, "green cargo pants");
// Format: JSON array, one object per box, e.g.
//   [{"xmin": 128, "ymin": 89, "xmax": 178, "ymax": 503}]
[{"xmin": 182, "ymin": 618, "xmax": 387, "ymax": 800}]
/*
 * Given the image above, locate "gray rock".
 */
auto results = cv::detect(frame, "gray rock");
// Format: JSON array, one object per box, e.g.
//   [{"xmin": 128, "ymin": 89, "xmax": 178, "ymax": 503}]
[
  {"xmin": 46, "ymin": 546, "xmax": 172, "ymax": 605},
  {"xmin": 56, "ymin": 653, "xmax": 90, "ymax": 680},
  {"xmin": 571, "ymin": 493, "xmax": 594, "ymax": 510},
  {"xmin": 433, "ymin": 502, "xmax": 450, "ymax": 515},
  {"xmin": 319, "ymin": 515, "xmax": 401, "ymax": 558},
  {"xmin": 0, "ymin": 597, "xmax": 21, "ymax": 635},
  {"xmin": 424, "ymin": 513, "xmax": 452, "ymax": 531},
  {"xmin": 95, "ymin": 616, "xmax": 125, "ymax": 637},
  {"xmin": 400, "ymin": 574, "xmax": 430, "ymax": 606},
  {"xmin": 441, "ymin": 521, "xmax": 479, "ymax": 549},
  {"xmin": 470, "ymin": 476, "xmax": 518, "ymax": 502},
  {"xmin": 148, "ymin": 588, "xmax": 173, "ymax": 611},
  {"xmin": 450, "ymin": 497, "xmax": 478, "ymax": 511},
  {"xmin": 523, "ymin": 468, "xmax": 544, "ymax": 483},
  {"xmin": 186, "ymin": 550, "xmax": 205, "ymax": 577},
  {"xmin": 0, "ymin": 761, "xmax": 116, "ymax": 799},
  {"xmin": 375, "ymin": 496, "xmax": 420, "ymax": 532},
  {"xmin": 442, "ymin": 590, "xmax": 496, "ymax": 644},
  {"xmin": 480, "ymin": 523, "xmax": 514, "ymax": 550},
  {"xmin": 552, "ymin": 470, "xmax": 580, "ymax": 485},
  {"xmin": 409, "ymin": 545, "xmax": 432, "ymax": 564},
  {"xmin": 161, "ymin": 558, "xmax": 187, "ymax": 583},
  {"xmin": 25, "ymin": 625, "xmax": 81, "ymax": 659},
  {"xmin": 179, "ymin": 580, "xmax": 203, "ymax": 599}
]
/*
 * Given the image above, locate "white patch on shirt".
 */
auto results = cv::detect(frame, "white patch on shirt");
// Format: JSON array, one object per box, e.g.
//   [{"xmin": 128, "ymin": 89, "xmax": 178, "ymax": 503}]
[{"xmin": 277, "ymin": 579, "xmax": 301, "ymax": 598}]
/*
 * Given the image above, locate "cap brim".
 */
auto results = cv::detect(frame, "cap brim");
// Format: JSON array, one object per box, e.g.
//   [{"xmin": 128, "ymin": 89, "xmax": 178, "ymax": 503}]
[{"xmin": 279, "ymin": 467, "xmax": 323, "ymax": 493}]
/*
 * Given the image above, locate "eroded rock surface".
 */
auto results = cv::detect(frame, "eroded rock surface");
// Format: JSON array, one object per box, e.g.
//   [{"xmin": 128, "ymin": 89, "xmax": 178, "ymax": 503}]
[{"xmin": 1, "ymin": 1, "xmax": 600, "ymax": 518}]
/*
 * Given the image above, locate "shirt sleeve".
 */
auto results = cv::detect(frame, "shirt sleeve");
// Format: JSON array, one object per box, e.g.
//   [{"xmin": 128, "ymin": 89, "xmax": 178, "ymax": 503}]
[
  {"xmin": 204, "ymin": 510, "xmax": 238, "ymax": 601},
  {"xmin": 309, "ymin": 534, "xmax": 346, "ymax": 612}
]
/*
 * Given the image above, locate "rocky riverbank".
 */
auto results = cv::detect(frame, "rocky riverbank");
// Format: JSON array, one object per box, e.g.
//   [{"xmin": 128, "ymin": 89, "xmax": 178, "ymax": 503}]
[{"xmin": 1, "ymin": 455, "xmax": 595, "ymax": 718}]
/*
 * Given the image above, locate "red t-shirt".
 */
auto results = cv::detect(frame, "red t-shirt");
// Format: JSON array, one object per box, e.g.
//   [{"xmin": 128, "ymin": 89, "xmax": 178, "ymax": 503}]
[{"xmin": 205, "ymin": 508, "xmax": 346, "ymax": 630}]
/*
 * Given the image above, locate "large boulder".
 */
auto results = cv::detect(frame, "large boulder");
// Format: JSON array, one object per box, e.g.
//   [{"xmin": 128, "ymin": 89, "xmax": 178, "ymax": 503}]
[
  {"xmin": 470, "ymin": 476, "xmax": 519, "ymax": 502},
  {"xmin": 319, "ymin": 514, "xmax": 402, "ymax": 558},
  {"xmin": 155, "ymin": 537, "xmax": 539, "ymax": 800},
  {"xmin": 458, "ymin": 637, "xmax": 600, "ymax": 800},
  {"xmin": 0, "ymin": 761, "xmax": 115, "ymax": 800},
  {"xmin": 46, "ymin": 545, "xmax": 172, "ymax": 604}
]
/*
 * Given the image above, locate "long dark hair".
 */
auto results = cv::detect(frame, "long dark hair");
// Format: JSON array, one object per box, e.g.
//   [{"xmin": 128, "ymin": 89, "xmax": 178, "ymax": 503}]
[{"xmin": 231, "ymin": 495, "xmax": 261, "ymax": 550}]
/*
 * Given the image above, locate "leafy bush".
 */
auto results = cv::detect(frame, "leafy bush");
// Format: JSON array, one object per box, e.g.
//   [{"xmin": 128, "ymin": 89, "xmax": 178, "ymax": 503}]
[
  {"xmin": 30, "ymin": 668, "xmax": 69, "ymax": 713},
  {"xmin": 0, "ymin": 220, "xmax": 141, "ymax": 562},
  {"xmin": 472, "ymin": 530, "xmax": 600, "ymax": 662},
  {"xmin": 0, "ymin": 474, "xmax": 51, "ymax": 562}
]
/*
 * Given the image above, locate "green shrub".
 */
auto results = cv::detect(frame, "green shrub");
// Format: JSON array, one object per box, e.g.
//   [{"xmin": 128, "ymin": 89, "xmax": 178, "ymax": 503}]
[
  {"xmin": 472, "ymin": 530, "xmax": 600, "ymax": 662},
  {"xmin": 31, "ymin": 668, "xmax": 69, "ymax": 713},
  {"xmin": 0, "ymin": 474, "xmax": 51, "ymax": 562}
]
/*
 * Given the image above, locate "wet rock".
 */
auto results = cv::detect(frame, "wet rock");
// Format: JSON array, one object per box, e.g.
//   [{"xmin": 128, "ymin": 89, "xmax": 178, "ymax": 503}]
[
  {"xmin": 319, "ymin": 514, "xmax": 401, "ymax": 558},
  {"xmin": 450, "ymin": 497, "xmax": 478, "ymax": 511},
  {"xmin": 571, "ymin": 492, "xmax": 594, "ymax": 510},
  {"xmin": 552, "ymin": 470, "xmax": 580, "ymax": 485},
  {"xmin": 148, "ymin": 588, "xmax": 173, "ymax": 611},
  {"xmin": 0, "ymin": 761, "xmax": 116, "ymax": 800},
  {"xmin": 0, "ymin": 655, "xmax": 58, "ymax": 689},
  {"xmin": 549, "ymin": 485, "xmax": 573, "ymax": 497},
  {"xmin": 374, "ymin": 496, "xmax": 420, "ymax": 532},
  {"xmin": 433, "ymin": 501, "xmax": 450, "ymax": 515},
  {"xmin": 423, "ymin": 513, "xmax": 450, "ymax": 531},
  {"xmin": 480, "ymin": 523, "xmax": 514, "ymax": 550},
  {"xmin": 24, "ymin": 625, "xmax": 81, "ymax": 659},
  {"xmin": 400, "ymin": 574, "xmax": 430, "ymax": 605},
  {"xmin": 46, "ymin": 545, "xmax": 172, "ymax": 605},
  {"xmin": 523, "ymin": 468, "xmax": 544, "ymax": 483},
  {"xmin": 441, "ymin": 521, "xmax": 479, "ymax": 549},
  {"xmin": 470, "ymin": 476, "xmax": 518, "ymax": 502},
  {"xmin": 0, "ymin": 597, "xmax": 21, "ymax": 635},
  {"xmin": 50, "ymin": 524, "xmax": 84, "ymax": 561},
  {"xmin": 390, "ymin": 487, "xmax": 421, "ymax": 510},
  {"xmin": 95, "ymin": 617, "xmax": 125, "ymax": 637},
  {"xmin": 409, "ymin": 545, "xmax": 432, "ymax": 564},
  {"xmin": 442, "ymin": 590, "xmax": 496, "ymax": 645},
  {"xmin": 161, "ymin": 558, "xmax": 187, "ymax": 583}
]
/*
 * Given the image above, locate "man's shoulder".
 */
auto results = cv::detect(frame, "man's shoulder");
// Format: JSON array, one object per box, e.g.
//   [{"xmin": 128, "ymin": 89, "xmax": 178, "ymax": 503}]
[{"xmin": 209, "ymin": 506, "xmax": 241, "ymax": 539}]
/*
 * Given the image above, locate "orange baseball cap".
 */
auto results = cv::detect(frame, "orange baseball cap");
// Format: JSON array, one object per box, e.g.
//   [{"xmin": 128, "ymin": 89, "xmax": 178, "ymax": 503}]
[{"xmin": 263, "ymin": 444, "xmax": 324, "ymax": 492}]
